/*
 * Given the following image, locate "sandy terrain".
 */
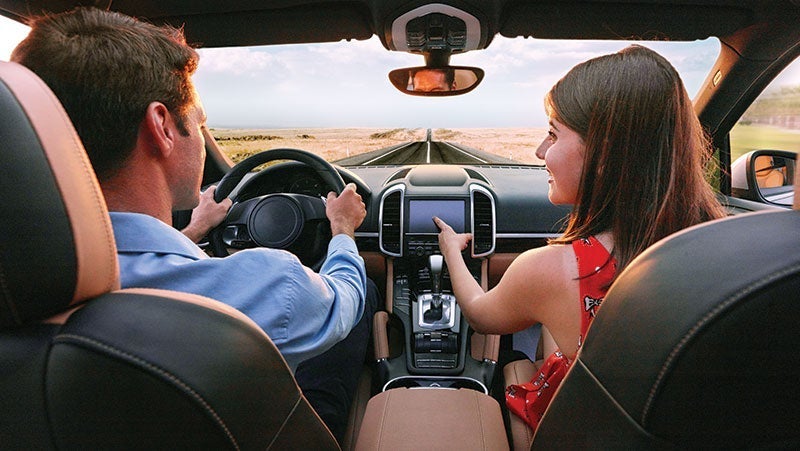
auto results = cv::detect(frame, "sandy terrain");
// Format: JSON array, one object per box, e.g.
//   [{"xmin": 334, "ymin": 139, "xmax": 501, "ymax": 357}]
[{"xmin": 210, "ymin": 127, "xmax": 548, "ymax": 165}]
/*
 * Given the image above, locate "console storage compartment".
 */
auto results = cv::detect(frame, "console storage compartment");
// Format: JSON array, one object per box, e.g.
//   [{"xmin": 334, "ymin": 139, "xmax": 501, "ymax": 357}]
[{"xmin": 354, "ymin": 387, "xmax": 509, "ymax": 450}]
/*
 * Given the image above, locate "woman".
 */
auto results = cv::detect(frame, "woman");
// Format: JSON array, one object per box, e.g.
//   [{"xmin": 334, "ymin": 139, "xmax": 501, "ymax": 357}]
[{"xmin": 434, "ymin": 45, "xmax": 725, "ymax": 428}]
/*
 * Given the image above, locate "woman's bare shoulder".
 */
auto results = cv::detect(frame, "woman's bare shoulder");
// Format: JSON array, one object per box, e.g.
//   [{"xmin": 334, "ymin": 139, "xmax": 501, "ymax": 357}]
[
  {"xmin": 485, "ymin": 242, "xmax": 580, "ymax": 331},
  {"xmin": 508, "ymin": 243, "xmax": 578, "ymax": 283}
]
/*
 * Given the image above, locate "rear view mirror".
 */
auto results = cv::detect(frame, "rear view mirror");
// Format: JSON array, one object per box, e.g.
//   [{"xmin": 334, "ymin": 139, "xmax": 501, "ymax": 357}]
[
  {"xmin": 731, "ymin": 150, "xmax": 796, "ymax": 207},
  {"xmin": 388, "ymin": 66, "xmax": 484, "ymax": 96}
]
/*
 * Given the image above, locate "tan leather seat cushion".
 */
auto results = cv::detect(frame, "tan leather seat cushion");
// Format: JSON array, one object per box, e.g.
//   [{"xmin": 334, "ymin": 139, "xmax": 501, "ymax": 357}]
[
  {"xmin": 355, "ymin": 388, "xmax": 509, "ymax": 450},
  {"xmin": 342, "ymin": 367, "xmax": 372, "ymax": 450},
  {"xmin": 503, "ymin": 359, "xmax": 542, "ymax": 451}
]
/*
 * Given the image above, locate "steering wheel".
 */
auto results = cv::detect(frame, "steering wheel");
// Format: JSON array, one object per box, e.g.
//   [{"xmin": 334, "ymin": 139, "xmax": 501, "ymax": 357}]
[{"xmin": 208, "ymin": 148, "xmax": 346, "ymax": 270}]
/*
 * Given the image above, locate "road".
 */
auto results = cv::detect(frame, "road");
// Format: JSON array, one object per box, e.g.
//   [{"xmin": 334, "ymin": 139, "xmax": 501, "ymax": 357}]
[{"xmin": 334, "ymin": 129, "xmax": 519, "ymax": 166}]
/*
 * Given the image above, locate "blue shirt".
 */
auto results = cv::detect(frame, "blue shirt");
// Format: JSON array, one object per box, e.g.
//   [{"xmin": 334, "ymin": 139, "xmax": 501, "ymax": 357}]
[{"xmin": 110, "ymin": 212, "xmax": 366, "ymax": 371}]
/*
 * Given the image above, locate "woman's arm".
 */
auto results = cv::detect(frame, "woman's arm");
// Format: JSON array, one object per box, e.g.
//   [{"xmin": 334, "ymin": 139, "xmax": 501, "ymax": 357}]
[{"xmin": 434, "ymin": 216, "xmax": 571, "ymax": 335}]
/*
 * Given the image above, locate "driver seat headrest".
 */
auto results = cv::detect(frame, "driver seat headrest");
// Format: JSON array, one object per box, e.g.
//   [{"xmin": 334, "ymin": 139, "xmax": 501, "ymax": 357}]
[
  {"xmin": 0, "ymin": 61, "xmax": 339, "ymax": 449},
  {"xmin": 0, "ymin": 61, "xmax": 118, "ymax": 326}
]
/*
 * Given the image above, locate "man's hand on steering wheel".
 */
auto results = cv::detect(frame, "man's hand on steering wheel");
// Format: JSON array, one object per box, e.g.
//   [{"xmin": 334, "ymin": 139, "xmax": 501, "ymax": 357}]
[
  {"xmin": 208, "ymin": 148, "xmax": 356, "ymax": 270},
  {"xmin": 181, "ymin": 186, "xmax": 233, "ymax": 243},
  {"xmin": 326, "ymin": 183, "xmax": 366, "ymax": 239}
]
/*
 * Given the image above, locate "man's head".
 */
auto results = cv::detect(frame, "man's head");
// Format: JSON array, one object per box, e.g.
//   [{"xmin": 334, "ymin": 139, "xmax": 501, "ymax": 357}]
[
  {"xmin": 11, "ymin": 7, "xmax": 200, "ymax": 184},
  {"xmin": 411, "ymin": 68, "xmax": 455, "ymax": 92}
]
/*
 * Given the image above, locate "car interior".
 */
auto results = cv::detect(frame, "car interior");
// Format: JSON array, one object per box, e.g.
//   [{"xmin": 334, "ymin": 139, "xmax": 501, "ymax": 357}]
[{"xmin": 0, "ymin": 1, "xmax": 799, "ymax": 449}]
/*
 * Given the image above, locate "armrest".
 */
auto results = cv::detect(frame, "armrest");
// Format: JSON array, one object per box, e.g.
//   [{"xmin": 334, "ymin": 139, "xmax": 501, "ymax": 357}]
[
  {"xmin": 355, "ymin": 388, "xmax": 509, "ymax": 450},
  {"xmin": 373, "ymin": 311, "xmax": 390, "ymax": 361},
  {"xmin": 471, "ymin": 260, "xmax": 500, "ymax": 363}
]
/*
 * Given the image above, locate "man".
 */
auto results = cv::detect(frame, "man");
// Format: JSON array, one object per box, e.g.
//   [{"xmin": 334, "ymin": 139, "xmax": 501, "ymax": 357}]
[
  {"xmin": 411, "ymin": 68, "xmax": 456, "ymax": 92},
  {"xmin": 11, "ymin": 7, "xmax": 375, "ymax": 443}
]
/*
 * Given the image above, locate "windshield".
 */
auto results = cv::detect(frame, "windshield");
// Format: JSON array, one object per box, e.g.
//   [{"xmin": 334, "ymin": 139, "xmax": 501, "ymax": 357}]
[
  {"xmin": 0, "ymin": 17, "xmax": 720, "ymax": 167},
  {"xmin": 195, "ymin": 37, "xmax": 719, "ymax": 167}
]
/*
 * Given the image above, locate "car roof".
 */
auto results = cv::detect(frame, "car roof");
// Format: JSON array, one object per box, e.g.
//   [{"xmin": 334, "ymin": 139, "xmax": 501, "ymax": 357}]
[{"xmin": 0, "ymin": 1, "xmax": 797, "ymax": 56}]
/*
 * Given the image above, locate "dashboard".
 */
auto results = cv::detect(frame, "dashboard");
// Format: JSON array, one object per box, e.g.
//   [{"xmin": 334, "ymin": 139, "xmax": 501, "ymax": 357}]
[{"xmin": 235, "ymin": 161, "xmax": 571, "ymax": 242}]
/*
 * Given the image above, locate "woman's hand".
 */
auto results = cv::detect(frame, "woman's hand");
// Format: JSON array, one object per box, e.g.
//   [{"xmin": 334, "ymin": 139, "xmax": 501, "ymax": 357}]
[{"xmin": 433, "ymin": 216, "xmax": 472, "ymax": 259}]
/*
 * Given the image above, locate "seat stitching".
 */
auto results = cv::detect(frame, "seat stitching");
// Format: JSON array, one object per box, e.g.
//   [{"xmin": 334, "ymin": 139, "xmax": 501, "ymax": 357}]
[
  {"xmin": 0, "ymin": 258, "xmax": 21, "ymax": 324},
  {"xmin": 642, "ymin": 262, "xmax": 800, "ymax": 425},
  {"xmin": 512, "ymin": 362, "xmax": 522, "ymax": 383},
  {"xmin": 345, "ymin": 370, "xmax": 368, "ymax": 447},
  {"xmin": 524, "ymin": 419, "xmax": 534, "ymax": 448},
  {"xmin": 473, "ymin": 392, "xmax": 488, "ymax": 450},
  {"xmin": 267, "ymin": 396, "xmax": 302, "ymax": 450},
  {"xmin": 54, "ymin": 333, "xmax": 240, "ymax": 450},
  {"xmin": 506, "ymin": 361, "xmax": 535, "ymax": 449},
  {"xmin": 377, "ymin": 390, "xmax": 392, "ymax": 451}
]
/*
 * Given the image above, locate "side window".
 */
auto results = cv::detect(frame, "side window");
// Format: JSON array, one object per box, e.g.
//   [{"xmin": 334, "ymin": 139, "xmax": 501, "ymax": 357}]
[{"xmin": 730, "ymin": 57, "xmax": 799, "ymax": 207}]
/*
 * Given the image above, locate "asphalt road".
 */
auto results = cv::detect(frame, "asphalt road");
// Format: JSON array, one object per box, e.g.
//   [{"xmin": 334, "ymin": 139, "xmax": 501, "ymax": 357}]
[{"xmin": 334, "ymin": 130, "xmax": 519, "ymax": 166}]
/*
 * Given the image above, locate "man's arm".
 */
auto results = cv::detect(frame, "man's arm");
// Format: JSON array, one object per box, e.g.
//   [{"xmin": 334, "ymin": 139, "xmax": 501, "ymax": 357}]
[{"xmin": 279, "ymin": 182, "xmax": 368, "ymax": 364}]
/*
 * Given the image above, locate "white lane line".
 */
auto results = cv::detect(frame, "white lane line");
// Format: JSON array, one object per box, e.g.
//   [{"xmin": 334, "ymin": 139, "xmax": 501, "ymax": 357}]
[
  {"xmin": 426, "ymin": 140, "xmax": 431, "ymax": 163},
  {"xmin": 361, "ymin": 142, "xmax": 415, "ymax": 165},
  {"xmin": 444, "ymin": 142, "xmax": 489, "ymax": 163}
]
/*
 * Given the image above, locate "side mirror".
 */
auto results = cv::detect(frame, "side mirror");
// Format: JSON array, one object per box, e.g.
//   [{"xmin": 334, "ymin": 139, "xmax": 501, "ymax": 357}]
[
  {"xmin": 731, "ymin": 149, "xmax": 796, "ymax": 207},
  {"xmin": 388, "ymin": 66, "xmax": 484, "ymax": 97}
]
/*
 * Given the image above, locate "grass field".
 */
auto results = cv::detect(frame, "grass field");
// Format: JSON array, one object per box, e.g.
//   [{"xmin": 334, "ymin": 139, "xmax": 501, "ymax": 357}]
[{"xmin": 729, "ymin": 124, "xmax": 800, "ymax": 162}]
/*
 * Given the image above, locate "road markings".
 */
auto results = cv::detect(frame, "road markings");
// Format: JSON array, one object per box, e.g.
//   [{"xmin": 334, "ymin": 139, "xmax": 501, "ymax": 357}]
[
  {"xmin": 361, "ymin": 142, "xmax": 415, "ymax": 165},
  {"xmin": 441, "ymin": 142, "xmax": 489, "ymax": 163}
]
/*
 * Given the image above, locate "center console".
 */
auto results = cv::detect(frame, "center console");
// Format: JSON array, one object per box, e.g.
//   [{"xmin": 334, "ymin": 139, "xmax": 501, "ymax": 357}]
[
  {"xmin": 377, "ymin": 174, "xmax": 497, "ymax": 392},
  {"xmin": 396, "ymin": 253, "xmax": 469, "ymax": 373}
]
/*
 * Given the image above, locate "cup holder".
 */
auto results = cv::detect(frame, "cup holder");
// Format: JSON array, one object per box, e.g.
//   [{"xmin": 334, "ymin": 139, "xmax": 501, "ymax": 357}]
[{"xmin": 383, "ymin": 376, "xmax": 487, "ymax": 394}]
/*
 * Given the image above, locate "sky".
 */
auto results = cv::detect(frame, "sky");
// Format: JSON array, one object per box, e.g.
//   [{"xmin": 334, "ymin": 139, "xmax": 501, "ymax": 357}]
[
  {"xmin": 2, "ymin": 14, "xmax": 798, "ymax": 129},
  {"xmin": 191, "ymin": 37, "xmax": 721, "ymax": 129}
]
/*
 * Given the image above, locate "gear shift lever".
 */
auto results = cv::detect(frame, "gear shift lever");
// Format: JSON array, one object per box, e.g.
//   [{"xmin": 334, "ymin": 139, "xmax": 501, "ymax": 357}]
[
  {"xmin": 424, "ymin": 254, "xmax": 444, "ymax": 322},
  {"xmin": 429, "ymin": 254, "xmax": 443, "ymax": 303}
]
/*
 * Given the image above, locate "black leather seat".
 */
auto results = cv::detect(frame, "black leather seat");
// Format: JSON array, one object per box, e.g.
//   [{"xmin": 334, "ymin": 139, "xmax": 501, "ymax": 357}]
[
  {"xmin": 0, "ymin": 61, "xmax": 340, "ymax": 449},
  {"xmin": 534, "ymin": 199, "xmax": 800, "ymax": 448}
]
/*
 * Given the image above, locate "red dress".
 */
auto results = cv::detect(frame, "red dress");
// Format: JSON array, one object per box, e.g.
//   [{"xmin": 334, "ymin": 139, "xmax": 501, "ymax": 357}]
[
  {"xmin": 505, "ymin": 236, "xmax": 617, "ymax": 430},
  {"xmin": 574, "ymin": 236, "xmax": 617, "ymax": 350}
]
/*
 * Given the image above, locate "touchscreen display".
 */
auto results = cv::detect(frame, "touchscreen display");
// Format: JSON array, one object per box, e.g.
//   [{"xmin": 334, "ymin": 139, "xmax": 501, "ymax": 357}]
[{"xmin": 408, "ymin": 200, "xmax": 465, "ymax": 234}]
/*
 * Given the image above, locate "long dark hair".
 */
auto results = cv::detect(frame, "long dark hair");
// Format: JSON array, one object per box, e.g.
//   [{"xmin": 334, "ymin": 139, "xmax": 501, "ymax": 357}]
[{"xmin": 547, "ymin": 45, "xmax": 725, "ymax": 274}]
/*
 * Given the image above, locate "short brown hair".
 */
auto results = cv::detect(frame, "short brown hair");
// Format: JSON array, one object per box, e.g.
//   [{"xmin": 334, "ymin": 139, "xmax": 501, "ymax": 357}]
[
  {"xmin": 11, "ymin": 7, "xmax": 199, "ymax": 181},
  {"xmin": 546, "ymin": 45, "xmax": 726, "ymax": 274}
]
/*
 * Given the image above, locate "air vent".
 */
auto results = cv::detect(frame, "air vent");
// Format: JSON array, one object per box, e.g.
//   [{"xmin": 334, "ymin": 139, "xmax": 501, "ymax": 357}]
[
  {"xmin": 380, "ymin": 185, "xmax": 405, "ymax": 257},
  {"xmin": 470, "ymin": 184, "xmax": 495, "ymax": 257}
]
